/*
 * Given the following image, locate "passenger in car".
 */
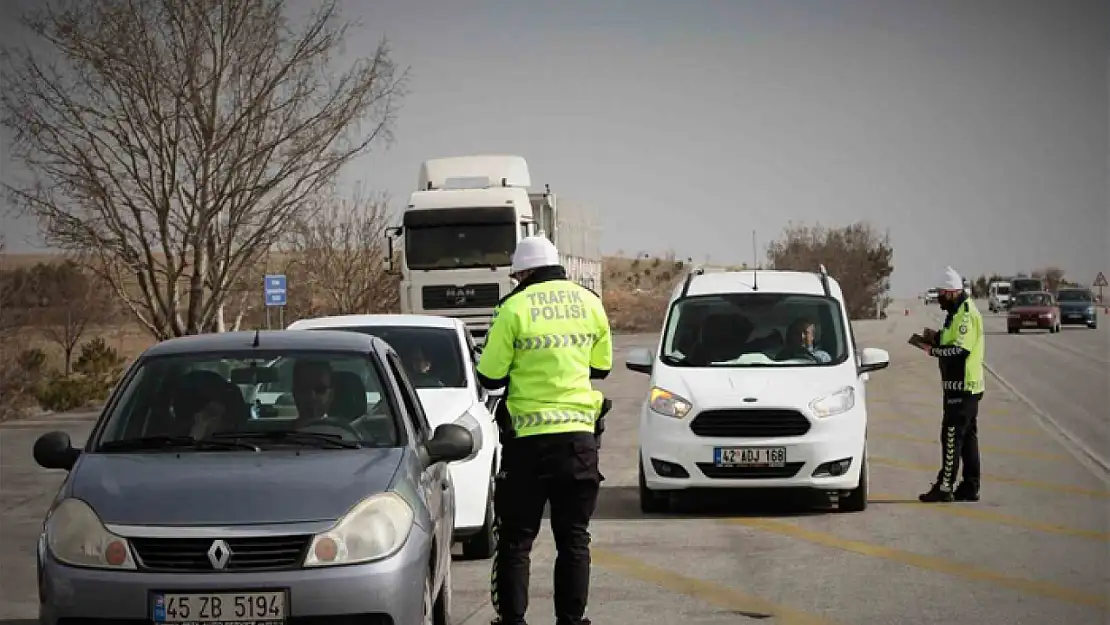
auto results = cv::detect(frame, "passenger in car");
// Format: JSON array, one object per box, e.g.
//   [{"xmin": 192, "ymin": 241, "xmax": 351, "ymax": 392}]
[
  {"xmin": 171, "ymin": 370, "xmax": 249, "ymax": 438},
  {"xmin": 692, "ymin": 313, "xmax": 754, "ymax": 364}
]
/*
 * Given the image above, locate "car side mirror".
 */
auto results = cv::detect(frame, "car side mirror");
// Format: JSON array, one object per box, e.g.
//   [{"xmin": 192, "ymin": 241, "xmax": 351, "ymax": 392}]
[
  {"xmin": 625, "ymin": 347, "xmax": 654, "ymax": 375},
  {"xmin": 858, "ymin": 347, "xmax": 890, "ymax": 375},
  {"xmin": 422, "ymin": 423, "xmax": 475, "ymax": 468},
  {"xmin": 33, "ymin": 431, "xmax": 80, "ymax": 471}
]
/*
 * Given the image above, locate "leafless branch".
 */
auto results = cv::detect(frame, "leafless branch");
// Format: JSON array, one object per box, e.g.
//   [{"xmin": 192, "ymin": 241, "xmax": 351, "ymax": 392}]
[
  {"xmin": 282, "ymin": 185, "xmax": 399, "ymax": 316},
  {"xmin": 1, "ymin": 0, "xmax": 407, "ymax": 338}
]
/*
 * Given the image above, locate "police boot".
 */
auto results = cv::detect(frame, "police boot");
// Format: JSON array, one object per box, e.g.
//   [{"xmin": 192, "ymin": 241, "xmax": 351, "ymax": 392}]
[
  {"xmin": 918, "ymin": 483, "xmax": 954, "ymax": 503},
  {"xmin": 953, "ymin": 480, "xmax": 980, "ymax": 502}
]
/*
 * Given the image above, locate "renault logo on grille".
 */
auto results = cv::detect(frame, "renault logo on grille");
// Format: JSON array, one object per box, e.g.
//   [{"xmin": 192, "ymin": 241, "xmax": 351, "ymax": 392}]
[{"xmin": 207, "ymin": 539, "xmax": 232, "ymax": 570}]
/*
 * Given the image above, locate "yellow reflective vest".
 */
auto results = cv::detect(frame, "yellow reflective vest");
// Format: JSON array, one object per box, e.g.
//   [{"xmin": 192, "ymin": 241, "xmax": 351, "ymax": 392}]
[{"xmin": 477, "ymin": 279, "xmax": 613, "ymax": 438}]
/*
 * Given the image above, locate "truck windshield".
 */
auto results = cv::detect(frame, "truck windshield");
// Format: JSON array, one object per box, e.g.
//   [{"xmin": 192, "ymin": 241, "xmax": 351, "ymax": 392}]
[
  {"xmin": 1011, "ymin": 279, "xmax": 1042, "ymax": 294},
  {"xmin": 405, "ymin": 223, "xmax": 516, "ymax": 270},
  {"xmin": 995, "ymin": 285, "xmax": 1010, "ymax": 295}
]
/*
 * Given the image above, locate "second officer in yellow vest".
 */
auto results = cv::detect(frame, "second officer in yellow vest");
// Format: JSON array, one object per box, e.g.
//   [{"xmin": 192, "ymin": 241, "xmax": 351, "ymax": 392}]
[{"xmin": 477, "ymin": 236, "xmax": 612, "ymax": 625}]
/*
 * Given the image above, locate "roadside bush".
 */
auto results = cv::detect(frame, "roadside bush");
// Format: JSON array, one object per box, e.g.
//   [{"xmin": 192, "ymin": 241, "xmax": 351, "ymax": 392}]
[
  {"xmin": 604, "ymin": 288, "xmax": 671, "ymax": 334},
  {"xmin": 73, "ymin": 337, "xmax": 125, "ymax": 398},
  {"xmin": 35, "ymin": 375, "xmax": 93, "ymax": 413},
  {"xmin": 0, "ymin": 344, "xmax": 45, "ymax": 420}
]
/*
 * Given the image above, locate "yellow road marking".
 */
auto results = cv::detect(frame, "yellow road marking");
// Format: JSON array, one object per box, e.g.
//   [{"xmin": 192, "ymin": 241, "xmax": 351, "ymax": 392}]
[
  {"xmin": 868, "ymin": 493, "xmax": 1110, "ymax": 541},
  {"xmin": 871, "ymin": 456, "xmax": 1110, "ymax": 499},
  {"xmin": 592, "ymin": 548, "xmax": 836, "ymax": 625},
  {"xmin": 872, "ymin": 432, "xmax": 1069, "ymax": 462},
  {"xmin": 729, "ymin": 518, "xmax": 1110, "ymax": 610}
]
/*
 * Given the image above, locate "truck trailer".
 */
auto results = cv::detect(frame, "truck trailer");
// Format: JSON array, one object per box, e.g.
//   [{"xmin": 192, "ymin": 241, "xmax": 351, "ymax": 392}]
[{"xmin": 386, "ymin": 154, "xmax": 603, "ymax": 341}]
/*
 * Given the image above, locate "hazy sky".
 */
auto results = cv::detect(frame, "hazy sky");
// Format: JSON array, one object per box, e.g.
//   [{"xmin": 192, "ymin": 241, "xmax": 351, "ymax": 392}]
[{"xmin": 2, "ymin": 0, "xmax": 1107, "ymax": 296}]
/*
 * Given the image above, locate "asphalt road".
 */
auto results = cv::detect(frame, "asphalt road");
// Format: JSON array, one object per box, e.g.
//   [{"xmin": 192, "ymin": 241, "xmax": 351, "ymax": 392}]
[{"xmin": 1, "ymin": 301, "xmax": 1107, "ymax": 624}]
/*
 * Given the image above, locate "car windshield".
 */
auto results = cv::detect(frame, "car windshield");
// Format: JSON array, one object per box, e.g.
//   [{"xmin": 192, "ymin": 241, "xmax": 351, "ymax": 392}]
[
  {"xmin": 1013, "ymin": 293, "xmax": 1051, "ymax": 307},
  {"xmin": 306, "ymin": 325, "xmax": 466, "ymax": 389},
  {"xmin": 96, "ymin": 350, "xmax": 399, "ymax": 451},
  {"xmin": 660, "ymin": 293, "xmax": 848, "ymax": 367},
  {"xmin": 1056, "ymin": 290, "xmax": 1092, "ymax": 302}
]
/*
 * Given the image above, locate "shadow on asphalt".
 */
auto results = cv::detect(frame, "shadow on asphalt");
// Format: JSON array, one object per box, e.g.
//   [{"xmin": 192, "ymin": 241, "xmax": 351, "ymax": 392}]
[{"xmin": 592, "ymin": 485, "xmax": 830, "ymax": 520}]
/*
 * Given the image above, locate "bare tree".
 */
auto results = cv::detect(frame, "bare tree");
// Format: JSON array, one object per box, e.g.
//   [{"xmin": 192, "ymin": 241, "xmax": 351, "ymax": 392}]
[
  {"xmin": 284, "ymin": 187, "xmax": 399, "ymax": 316},
  {"xmin": 1, "ymin": 0, "xmax": 407, "ymax": 339},
  {"xmin": 37, "ymin": 260, "xmax": 110, "ymax": 376}
]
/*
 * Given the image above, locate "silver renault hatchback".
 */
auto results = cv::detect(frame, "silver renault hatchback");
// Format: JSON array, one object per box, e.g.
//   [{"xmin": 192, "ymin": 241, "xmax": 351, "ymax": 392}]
[{"xmin": 32, "ymin": 330, "xmax": 474, "ymax": 625}]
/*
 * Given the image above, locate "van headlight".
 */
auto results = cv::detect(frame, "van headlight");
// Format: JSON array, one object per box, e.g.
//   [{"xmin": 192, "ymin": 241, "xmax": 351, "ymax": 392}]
[
  {"xmin": 810, "ymin": 387, "xmax": 855, "ymax": 418},
  {"xmin": 46, "ymin": 498, "xmax": 136, "ymax": 570},
  {"xmin": 649, "ymin": 387, "xmax": 692, "ymax": 418},
  {"xmin": 304, "ymin": 493, "xmax": 414, "ymax": 567}
]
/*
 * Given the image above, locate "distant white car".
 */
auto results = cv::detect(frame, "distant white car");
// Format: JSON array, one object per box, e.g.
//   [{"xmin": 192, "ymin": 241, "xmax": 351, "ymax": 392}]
[
  {"xmin": 285, "ymin": 314, "xmax": 501, "ymax": 559},
  {"xmin": 625, "ymin": 266, "xmax": 890, "ymax": 513}
]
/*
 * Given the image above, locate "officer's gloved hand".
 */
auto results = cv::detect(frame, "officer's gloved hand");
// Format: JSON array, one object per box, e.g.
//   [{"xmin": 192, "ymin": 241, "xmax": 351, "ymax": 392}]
[{"xmin": 594, "ymin": 397, "xmax": 612, "ymax": 448}]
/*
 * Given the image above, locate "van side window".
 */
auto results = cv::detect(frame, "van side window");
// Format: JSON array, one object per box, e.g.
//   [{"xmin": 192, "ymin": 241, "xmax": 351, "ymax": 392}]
[{"xmin": 386, "ymin": 352, "xmax": 431, "ymax": 441}]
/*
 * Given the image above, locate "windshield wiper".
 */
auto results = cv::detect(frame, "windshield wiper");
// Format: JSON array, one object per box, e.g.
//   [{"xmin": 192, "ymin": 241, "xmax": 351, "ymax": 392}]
[
  {"xmin": 99, "ymin": 435, "xmax": 260, "ymax": 452},
  {"xmin": 210, "ymin": 430, "xmax": 361, "ymax": 449}
]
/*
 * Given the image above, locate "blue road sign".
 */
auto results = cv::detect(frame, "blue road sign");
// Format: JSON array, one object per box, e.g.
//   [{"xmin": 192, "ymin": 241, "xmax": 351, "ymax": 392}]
[{"xmin": 264, "ymin": 274, "xmax": 287, "ymax": 307}]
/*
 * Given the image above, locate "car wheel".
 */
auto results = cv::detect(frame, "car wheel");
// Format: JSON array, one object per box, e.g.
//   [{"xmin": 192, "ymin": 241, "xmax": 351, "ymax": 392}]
[
  {"xmin": 1008, "ymin": 328, "xmax": 1018, "ymax": 334},
  {"xmin": 838, "ymin": 455, "xmax": 868, "ymax": 513},
  {"xmin": 433, "ymin": 560, "xmax": 452, "ymax": 625},
  {"xmin": 462, "ymin": 474, "xmax": 496, "ymax": 560},
  {"xmin": 639, "ymin": 457, "xmax": 670, "ymax": 514},
  {"xmin": 1089, "ymin": 322, "xmax": 1098, "ymax": 329}
]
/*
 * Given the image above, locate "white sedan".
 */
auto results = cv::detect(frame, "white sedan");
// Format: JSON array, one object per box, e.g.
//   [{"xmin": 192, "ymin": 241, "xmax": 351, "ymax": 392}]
[{"xmin": 284, "ymin": 314, "xmax": 501, "ymax": 559}]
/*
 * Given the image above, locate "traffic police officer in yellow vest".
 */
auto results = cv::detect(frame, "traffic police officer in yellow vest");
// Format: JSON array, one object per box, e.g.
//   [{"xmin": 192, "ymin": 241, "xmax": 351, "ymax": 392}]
[
  {"xmin": 917, "ymin": 266, "xmax": 985, "ymax": 503},
  {"xmin": 477, "ymin": 235, "xmax": 612, "ymax": 625}
]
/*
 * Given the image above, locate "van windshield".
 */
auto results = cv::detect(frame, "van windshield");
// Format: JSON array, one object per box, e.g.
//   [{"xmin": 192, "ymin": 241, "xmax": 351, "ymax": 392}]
[
  {"xmin": 994, "ymin": 285, "xmax": 1010, "ymax": 295},
  {"xmin": 660, "ymin": 293, "xmax": 849, "ymax": 367}
]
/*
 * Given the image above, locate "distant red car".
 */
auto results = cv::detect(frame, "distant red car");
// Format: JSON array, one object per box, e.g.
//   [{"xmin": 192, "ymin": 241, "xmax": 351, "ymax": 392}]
[{"xmin": 1007, "ymin": 291, "xmax": 1060, "ymax": 334}]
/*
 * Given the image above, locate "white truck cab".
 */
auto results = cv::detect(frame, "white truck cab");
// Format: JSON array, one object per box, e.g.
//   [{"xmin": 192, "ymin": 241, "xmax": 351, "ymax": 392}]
[
  {"xmin": 624, "ymin": 266, "xmax": 891, "ymax": 514},
  {"xmin": 386, "ymin": 155, "xmax": 601, "ymax": 343}
]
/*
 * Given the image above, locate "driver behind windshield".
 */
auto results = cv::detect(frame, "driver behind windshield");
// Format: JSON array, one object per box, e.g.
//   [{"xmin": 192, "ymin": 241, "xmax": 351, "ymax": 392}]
[
  {"xmin": 292, "ymin": 358, "xmax": 333, "ymax": 426},
  {"xmin": 777, "ymin": 317, "xmax": 832, "ymax": 363},
  {"xmin": 171, "ymin": 370, "xmax": 244, "ymax": 438},
  {"xmin": 401, "ymin": 344, "xmax": 445, "ymax": 387}
]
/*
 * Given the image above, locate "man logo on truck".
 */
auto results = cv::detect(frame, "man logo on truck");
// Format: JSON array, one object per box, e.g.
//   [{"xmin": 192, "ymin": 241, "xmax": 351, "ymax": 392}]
[{"xmin": 447, "ymin": 286, "xmax": 477, "ymax": 305}]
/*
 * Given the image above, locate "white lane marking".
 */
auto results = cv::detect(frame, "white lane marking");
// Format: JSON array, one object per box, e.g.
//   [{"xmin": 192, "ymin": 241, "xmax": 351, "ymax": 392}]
[{"xmin": 931, "ymin": 311, "xmax": 1110, "ymax": 481}]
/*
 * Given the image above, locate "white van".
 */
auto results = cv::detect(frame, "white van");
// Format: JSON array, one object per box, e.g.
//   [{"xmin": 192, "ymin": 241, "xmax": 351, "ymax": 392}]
[
  {"xmin": 988, "ymin": 281, "xmax": 1011, "ymax": 313},
  {"xmin": 624, "ymin": 266, "xmax": 890, "ymax": 513}
]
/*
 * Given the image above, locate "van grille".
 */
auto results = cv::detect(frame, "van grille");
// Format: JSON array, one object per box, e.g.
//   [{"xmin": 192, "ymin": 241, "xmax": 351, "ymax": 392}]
[
  {"xmin": 689, "ymin": 409, "xmax": 811, "ymax": 438},
  {"xmin": 422, "ymin": 283, "xmax": 500, "ymax": 309}
]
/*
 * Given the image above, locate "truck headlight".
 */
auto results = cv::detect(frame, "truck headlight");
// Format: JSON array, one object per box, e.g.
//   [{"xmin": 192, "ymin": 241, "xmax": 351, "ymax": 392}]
[
  {"xmin": 810, "ymin": 387, "xmax": 855, "ymax": 418},
  {"xmin": 1087, "ymin": 306, "xmax": 1095, "ymax": 314},
  {"xmin": 304, "ymin": 493, "xmax": 414, "ymax": 567},
  {"xmin": 649, "ymin": 387, "xmax": 692, "ymax": 418},
  {"xmin": 46, "ymin": 498, "xmax": 136, "ymax": 570}
]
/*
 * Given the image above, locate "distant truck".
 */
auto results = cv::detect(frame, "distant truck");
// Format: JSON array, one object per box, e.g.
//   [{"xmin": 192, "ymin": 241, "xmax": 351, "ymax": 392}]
[{"xmin": 386, "ymin": 155, "xmax": 603, "ymax": 342}]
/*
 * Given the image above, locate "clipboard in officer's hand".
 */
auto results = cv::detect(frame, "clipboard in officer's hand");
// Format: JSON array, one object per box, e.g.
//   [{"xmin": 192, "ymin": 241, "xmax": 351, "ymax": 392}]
[{"xmin": 907, "ymin": 333, "xmax": 930, "ymax": 350}]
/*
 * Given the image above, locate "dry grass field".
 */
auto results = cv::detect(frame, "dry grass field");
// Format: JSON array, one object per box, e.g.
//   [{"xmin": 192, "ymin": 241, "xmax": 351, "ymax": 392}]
[{"xmin": 1, "ymin": 251, "xmax": 724, "ymax": 369}]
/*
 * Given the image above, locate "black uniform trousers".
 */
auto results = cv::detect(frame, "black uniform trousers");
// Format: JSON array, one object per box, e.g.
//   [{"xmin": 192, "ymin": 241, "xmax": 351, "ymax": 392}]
[
  {"xmin": 936, "ymin": 391, "xmax": 982, "ymax": 490},
  {"xmin": 491, "ymin": 431, "xmax": 601, "ymax": 625}
]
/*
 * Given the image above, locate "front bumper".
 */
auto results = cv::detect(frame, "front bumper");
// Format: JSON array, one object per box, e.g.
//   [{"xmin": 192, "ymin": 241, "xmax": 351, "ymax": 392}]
[
  {"xmin": 38, "ymin": 530, "xmax": 431, "ymax": 624},
  {"xmin": 1008, "ymin": 315, "xmax": 1055, "ymax": 329},
  {"xmin": 639, "ymin": 403, "xmax": 867, "ymax": 491},
  {"xmin": 1059, "ymin": 309, "xmax": 1097, "ymax": 325}
]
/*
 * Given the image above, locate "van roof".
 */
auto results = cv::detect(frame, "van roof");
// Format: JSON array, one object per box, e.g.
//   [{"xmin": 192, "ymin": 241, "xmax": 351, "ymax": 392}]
[{"xmin": 673, "ymin": 269, "xmax": 844, "ymax": 301}]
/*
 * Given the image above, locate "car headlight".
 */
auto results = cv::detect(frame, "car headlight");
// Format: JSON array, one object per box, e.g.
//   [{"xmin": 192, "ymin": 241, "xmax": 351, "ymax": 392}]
[
  {"xmin": 1040, "ymin": 312, "xmax": 1053, "ymax": 318},
  {"xmin": 304, "ymin": 492, "xmax": 414, "ymax": 567},
  {"xmin": 45, "ymin": 498, "xmax": 136, "ymax": 570},
  {"xmin": 648, "ymin": 387, "xmax": 692, "ymax": 418},
  {"xmin": 810, "ymin": 387, "xmax": 855, "ymax": 418},
  {"xmin": 1087, "ymin": 306, "xmax": 1095, "ymax": 314}
]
